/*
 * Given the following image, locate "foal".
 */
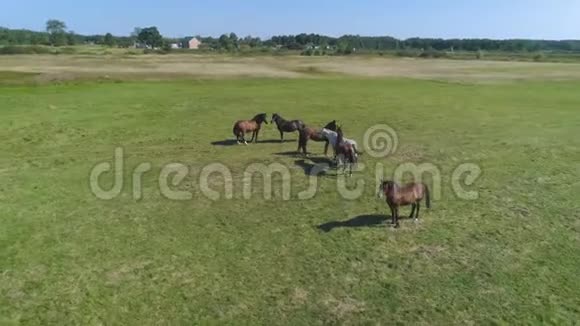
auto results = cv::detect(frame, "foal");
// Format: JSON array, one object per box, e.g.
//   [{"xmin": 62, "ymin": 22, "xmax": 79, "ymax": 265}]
[
  {"xmin": 232, "ymin": 113, "xmax": 268, "ymax": 144},
  {"xmin": 378, "ymin": 180, "xmax": 431, "ymax": 228}
]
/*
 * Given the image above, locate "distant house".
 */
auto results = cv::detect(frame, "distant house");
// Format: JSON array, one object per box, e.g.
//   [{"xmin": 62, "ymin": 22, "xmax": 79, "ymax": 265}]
[
  {"xmin": 182, "ymin": 37, "xmax": 201, "ymax": 49},
  {"xmin": 170, "ymin": 43, "xmax": 181, "ymax": 49}
]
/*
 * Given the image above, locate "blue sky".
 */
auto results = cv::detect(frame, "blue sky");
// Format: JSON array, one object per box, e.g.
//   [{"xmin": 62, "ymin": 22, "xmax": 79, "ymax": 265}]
[{"xmin": 1, "ymin": 0, "xmax": 579, "ymax": 39}]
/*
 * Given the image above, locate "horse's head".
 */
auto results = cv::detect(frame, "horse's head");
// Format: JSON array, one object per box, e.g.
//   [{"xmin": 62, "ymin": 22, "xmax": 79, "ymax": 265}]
[
  {"xmin": 254, "ymin": 113, "xmax": 268, "ymax": 124},
  {"xmin": 324, "ymin": 120, "xmax": 337, "ymax": 132},
  {"xmin": 379, "ymin": 180, "xmax": 396, "ymax": 195},
  {"xmin": 271, "ymin": 113, "xmax": 279, "ymax": 124}
]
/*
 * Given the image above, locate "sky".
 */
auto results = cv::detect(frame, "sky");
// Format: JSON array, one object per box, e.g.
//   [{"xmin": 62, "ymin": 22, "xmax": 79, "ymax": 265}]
[{"xmin": 1, "ymin": 0, "xmax": 579, "ymax": 40}]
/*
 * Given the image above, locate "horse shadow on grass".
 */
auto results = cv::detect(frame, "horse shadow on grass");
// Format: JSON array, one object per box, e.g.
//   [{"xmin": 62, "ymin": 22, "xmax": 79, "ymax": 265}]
[
  {"xmin": 211, "ymin": 139, "xmax": 295, "ymax": 146},
  {"xmin": 294, "ymin": 157, "xmax": 335, "ymax": 177},
  {"xmin": 274, "ymin": 151, "xmax": 302, "ymax": 157},
  {"xmin": 211, "ymin": 139, "xmax": 239, "ymax": 146},
  {"xmin": 317, "ymin": 214, "xmax": 389, "ymax": 233},
  {"xmin": 258, "ymin": 139, "xmax": 296, "ymax": 144}
]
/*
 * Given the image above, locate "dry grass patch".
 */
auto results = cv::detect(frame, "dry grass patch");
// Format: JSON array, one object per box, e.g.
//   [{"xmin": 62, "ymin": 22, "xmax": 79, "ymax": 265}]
[{"xmin": 3, "ymin": 55, "xmax": 580, "ymax": 83}]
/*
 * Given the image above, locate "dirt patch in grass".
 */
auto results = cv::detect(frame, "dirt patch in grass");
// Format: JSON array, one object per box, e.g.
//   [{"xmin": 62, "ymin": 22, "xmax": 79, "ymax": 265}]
[{"xmin": 323, "ymin": 296, "xmax": 366, "ymax": 321}]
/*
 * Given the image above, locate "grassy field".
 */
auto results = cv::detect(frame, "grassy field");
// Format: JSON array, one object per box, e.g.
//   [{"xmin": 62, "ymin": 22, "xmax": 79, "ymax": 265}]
[{"xmin": 1, "ymin": 56, "xmax": 580, "ymax": 324}]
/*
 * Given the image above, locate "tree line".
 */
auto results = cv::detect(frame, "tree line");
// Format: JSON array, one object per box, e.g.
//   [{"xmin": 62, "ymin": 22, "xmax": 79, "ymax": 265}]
[{"xmin": 2, "ymin": 20, "xmax": 580, "ymax": 53}]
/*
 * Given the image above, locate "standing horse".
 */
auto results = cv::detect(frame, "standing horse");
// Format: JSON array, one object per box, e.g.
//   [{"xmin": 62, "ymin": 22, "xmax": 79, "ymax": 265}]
[
  {"xmin": 271, "ymin": 113, "xmax": 305, "ymax": 142},
  {"xmin": 297, "ymin": 120, "xmax": 337, "ymax": 155},
  {"xmin": 377, "ymin": 180, "xmax": 431, "ymax": 228},
  {"xmin": 233, "ymin": 113, "xmax": 268, "ymax": 144},
  {"xmin": 320, "ymin": 127, "xmax": 360, "ymax": 158},
  {"xmin": 334, "ymin": 127, "xmax": 358, "ymax": 176}
]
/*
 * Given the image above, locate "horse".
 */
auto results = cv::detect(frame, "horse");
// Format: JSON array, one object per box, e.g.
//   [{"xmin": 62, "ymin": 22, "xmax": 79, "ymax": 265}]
[
  {"xmin": 297, "ymin": 120, "xmax": 337, "ymax": 155},
  {"xmin": 320, "ymin": 127, "xmax": 360, "ymax": 158},
  {"xmin": 334, "ymin": 127, "xmax": 358, "ymax": 176},
  {"xmin": 377, "ymin": 180, "xmax": 431, "ymax": 228},
  {"xmin": 232, "ymin": 113, "xmax": 268, "ymax": 144},
  {"xmin": 271, "ymin": 113, "xmax": 305, "ymax": 142}
]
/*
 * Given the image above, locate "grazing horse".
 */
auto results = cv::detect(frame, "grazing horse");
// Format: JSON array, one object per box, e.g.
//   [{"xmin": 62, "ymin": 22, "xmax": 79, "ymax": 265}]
[
  {"xmin": 334, "ymin": 127, "xmax": 358, "ymax": 176},
  {"xmin": 271, "ymin": 113, "xmax": 305, "ymax": 142},
  {"xmin": 233, "ymin": 113, "xmax": 268, "ymax": 144},
  {"xmin": 320, "ymin": 128, "xmax": 360, "ymax": 158},
  {"xmin": 297, "ymin": 120, "xmax": 337, "ymax": 155},
  {"xmin": 377, "ymin": 180, "xmax": 431, "ymax": 228}
]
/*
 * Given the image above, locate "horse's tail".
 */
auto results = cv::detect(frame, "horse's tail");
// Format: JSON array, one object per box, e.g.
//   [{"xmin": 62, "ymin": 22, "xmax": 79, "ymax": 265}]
[
  {"xmin": 233, "ymin": 123, "xmax": 240, "ymax": 137},
  {"xmin": 348, "ymin": 146, "xmax": 357, "ymax": 165},
  {"xmin": 353, "ymin": 143, "xmax": 363, "ymax": 156},
  {"xmin": 424, "ymin": 184, "xmax": 431, "ymax": 209}
]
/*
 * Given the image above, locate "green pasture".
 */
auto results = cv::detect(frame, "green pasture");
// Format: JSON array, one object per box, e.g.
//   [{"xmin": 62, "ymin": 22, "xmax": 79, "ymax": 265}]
[{"xmin": 1, "ymin": 72, "xmax": 579, "ymax": 324}]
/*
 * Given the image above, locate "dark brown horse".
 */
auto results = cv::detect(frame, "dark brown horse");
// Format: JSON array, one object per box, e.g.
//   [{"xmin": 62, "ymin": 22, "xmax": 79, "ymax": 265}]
[
  {"xmin": 297, "ymin": 120, "xmax": 337, "ymax": 155},
  {"xmin": 271, "ymin": 113, "xmax": 305, "ymax": 142},
  {"xmin": 233, "ymin": 113, "xmax": 268, "ymax": 144},
  {"xmin": 335, "ymin": 127, "xmax": 357, "ymax": 176},
  {"xmin": 378, "ymin": 181, "xmax": 431, "ymax": 228}
]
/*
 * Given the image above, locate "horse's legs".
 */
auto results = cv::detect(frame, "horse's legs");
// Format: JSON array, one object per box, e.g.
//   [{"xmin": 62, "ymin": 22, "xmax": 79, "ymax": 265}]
[
  {"xmin": 324, "ymin": 141, "xmax": 329, "ymax": 156},
  {"xmin": 415, "ymin": 202, "xmax": 421, "ymax": 221},
  {"xmin": 409, "ymin": 204, "xmax": 416, "ymax": 219},
  {"xmin": 394, "ymin": 206, "xmax": 400, "ymax": 228},
  {"xmin": 279, "ymin": 130, "xmax": 284, "ymax": 142},
  {"xmin": 389, "ymin": 204, "xmax": 395, "ymax": 226},
  {"xmin": 298, "ymin": 139, "xmax": 307, "ymax": 155},
  {"xmin": 255, "ymin": 130, "xmax": 259, "ymax": 143}
]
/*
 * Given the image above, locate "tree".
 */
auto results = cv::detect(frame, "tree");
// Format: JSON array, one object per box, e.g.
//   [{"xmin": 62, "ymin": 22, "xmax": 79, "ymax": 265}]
[
  {"xmin": 46, "ymin": 19, "xmax": 67, "ymax": 46},
  {"xmin": 131, "ymin": 27, "xmax": 142, "ymax": 38},
  {"xmin": 137, "ymin": 26, "xmax": 163, "ymax": 48},
  {"xmin": 104, "ymin": 33, "xmax": 116, "ymax": 47},
  {"xmin": 229, "ymin": 32, "xmax": 239, "ymax": 50},
  {"xmin": 130, "ymin": 27, "xmax": 141, "ymax": 45},
  {"xmin": 66, "ymin": 32, "xmax": 76, "ymax": 45},
  {"xmin": 46, "ymin": 19, "xmax": 66, "ymax": 34},
  {"xmin": 219, "ymin": 34, "xmax": 232, "ymax": 50}
]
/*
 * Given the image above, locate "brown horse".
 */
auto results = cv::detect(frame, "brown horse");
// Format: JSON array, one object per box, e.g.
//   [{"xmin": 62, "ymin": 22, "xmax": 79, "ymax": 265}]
[
  {"xmin": 378, "ymin": 180, "xmax": 431, "ymax": 228},
  {"xmin": 233, "ymin": 113, "xmax": 268, "ymax": 144},
  {"xmin": 297, "ymin": 120, "xmax": 337, "ymax": 155},
  {"xmin": 335, "ymin": 127, "xmax": 357, "ymax": 176}
]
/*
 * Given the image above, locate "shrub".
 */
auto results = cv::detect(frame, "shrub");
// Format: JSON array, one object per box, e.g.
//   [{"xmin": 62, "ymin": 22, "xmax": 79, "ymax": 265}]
[
  {"xmin": 533, "ymin": 52, "xmax": 546, "ymax": 62},
  {"xmin": 395, "ymin": 49, "xmax": 419, "ymax": 58},
  {"xmin": 0, "ymin": 45, "xmax": 52, "ymax": 55},
  {"xmin": 162, "ymin": 43, "xmax": 172, "ymax": 53}
]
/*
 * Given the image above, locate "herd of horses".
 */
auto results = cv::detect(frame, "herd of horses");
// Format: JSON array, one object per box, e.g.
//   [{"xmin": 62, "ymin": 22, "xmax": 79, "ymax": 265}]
[{"xmin": 232, "ymin": 113, "xmax": 431, "ymax": 228}]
